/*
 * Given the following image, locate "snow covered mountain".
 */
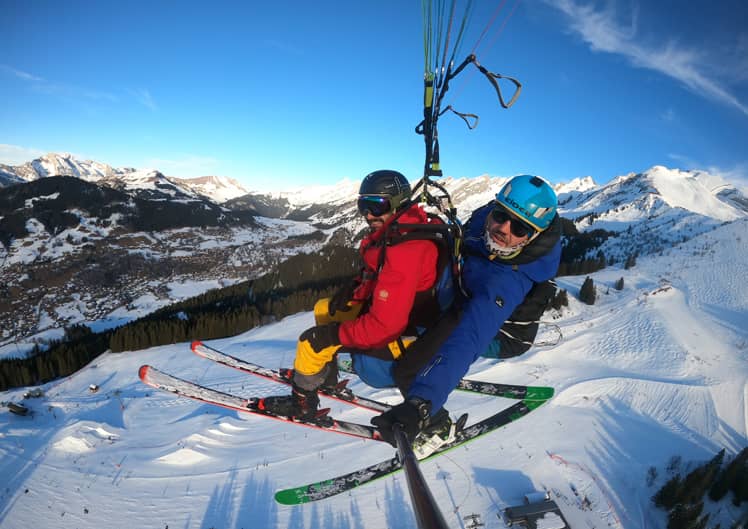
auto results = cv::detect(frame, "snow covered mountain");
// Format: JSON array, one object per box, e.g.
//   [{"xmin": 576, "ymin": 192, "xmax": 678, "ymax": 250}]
[
  {"xmin": 0, "ymin": 152, "xmax": 130, "ymax": 182},
  {"xmin": 179, "ymin": 175, "xmax": 251, "ymax": 203},
  {"xmin": 557, "ymin": 166, "xmax": 747, "ymax": 263},
  {"xmin": 0, "ymin": 217, "xmax": 746, "ymax": 529},
  {"xmin": 0, "ymin": 153, "xmax": 250, "ymax": 203}
]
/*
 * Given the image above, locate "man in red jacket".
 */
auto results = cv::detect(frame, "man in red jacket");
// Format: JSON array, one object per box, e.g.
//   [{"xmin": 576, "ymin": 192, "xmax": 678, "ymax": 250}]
[{"xmin": 261, "ymin": 170, "xmax": 440, "ymax": 420}]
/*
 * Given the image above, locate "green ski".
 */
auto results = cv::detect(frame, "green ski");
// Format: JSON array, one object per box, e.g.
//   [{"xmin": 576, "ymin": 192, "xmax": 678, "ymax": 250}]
[{"xmin": 274, "ymin": 395, "xmax": 551, "ymax": 505}]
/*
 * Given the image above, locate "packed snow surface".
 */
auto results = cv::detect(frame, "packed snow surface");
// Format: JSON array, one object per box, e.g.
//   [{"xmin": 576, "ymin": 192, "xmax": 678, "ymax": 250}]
[{"xmin": 0, "ymin": 220, "xmax": 746, "ymax": 529}]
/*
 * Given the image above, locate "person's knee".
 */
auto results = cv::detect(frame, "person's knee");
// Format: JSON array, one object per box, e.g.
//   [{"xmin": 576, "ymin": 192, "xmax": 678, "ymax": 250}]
[
  {"xmin": 352, "ymin": 354, "xmax": 396, "ymax": 388},
  {"xmin": 293, "ymin": 366, "xmax": 329, "ymax": 391}
]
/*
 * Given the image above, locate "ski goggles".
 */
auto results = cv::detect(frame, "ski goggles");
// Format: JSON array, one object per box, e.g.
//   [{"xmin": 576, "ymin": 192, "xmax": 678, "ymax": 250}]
[
  {"xmin": 357, "ymin": 195, "xmax": 392, "ymax": 217},
  {"xmin": 490, "ymin": 206, "xmax": 536, "ymax": 238}
]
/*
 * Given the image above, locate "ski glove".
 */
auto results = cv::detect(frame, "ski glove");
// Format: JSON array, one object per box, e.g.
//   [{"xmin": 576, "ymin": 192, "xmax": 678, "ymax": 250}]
[
  {"xmin": 300, "ymin": 324, "xmax": 341, "ymax": 350},
  {"xmin": 294, "ymin": 324, "xmax": 342, "ymax": 379},
  {"xmin": 371, "ymin": 397, "xmax": 431, "ymax": 447},
  {"xmin": 328, "ymin": 282, "xmax": 356, "ymax": 316}
]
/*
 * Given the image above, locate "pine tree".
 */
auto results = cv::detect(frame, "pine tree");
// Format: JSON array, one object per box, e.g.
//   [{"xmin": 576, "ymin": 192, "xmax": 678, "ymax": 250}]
[
  {"xmin": 667, "ymin": 501, "xmax": 704, "ymax": 529},
  {"xmin": 614, "ymin": 277, "xmax": 624, "ymax": 290},
  {"xmin": 653, "ymin": 475, "xmax": 683, "ymax": 510},
  {"xmin": 647, "ymin": 466, "xmax": 658, "ymax": 486},
  {"xmin": 710, "ymin": 448, "xmax": 748, "ymax": 502},
  {"xmin": 679, "ymin": 450, "xmax": 724, "ymax": 505},
  {"xmin": 731, "ymin": 460, "xmax": 748, "ymax": 505},
  {"xmin": 550, "ymin": 289, "xmax": 569, "ymax": 310},
  {"xmin": 579, "ymin": 276, "xmax": 596, "ymax": 305}
]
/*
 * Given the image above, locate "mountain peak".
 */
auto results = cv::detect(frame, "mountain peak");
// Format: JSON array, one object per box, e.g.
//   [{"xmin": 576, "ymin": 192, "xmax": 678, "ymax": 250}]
[
  {"xmin": 637, "ymin": 165, "xmax": 743, "ymax": 221},
  {"xmin": 178, "ymin": 175, "xmax": 250, "ymax": 203},
  {"xmin": 555, "ymin": 176, "xmax": 596, "ymax": 194}
]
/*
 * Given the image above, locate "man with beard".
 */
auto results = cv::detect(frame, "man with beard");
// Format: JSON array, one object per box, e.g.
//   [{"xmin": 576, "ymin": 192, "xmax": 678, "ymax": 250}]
[
  {"xmin": 371, "ymin": 174, "xmax": 562, "ymax": 447},
  {"xmin": 261, "ymin": 169, "xmax": 443, "ymax": 421}
]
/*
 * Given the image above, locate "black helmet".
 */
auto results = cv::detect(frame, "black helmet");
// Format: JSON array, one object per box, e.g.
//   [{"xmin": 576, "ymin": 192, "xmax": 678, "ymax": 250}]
[{"xmin": 358, "ymin": 170, "xmax": 412, "ymax": 213}]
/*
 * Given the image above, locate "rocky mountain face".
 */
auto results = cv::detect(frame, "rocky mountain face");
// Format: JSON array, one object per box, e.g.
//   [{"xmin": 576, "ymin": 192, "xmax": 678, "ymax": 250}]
[{"xmin": 1, "ymin": 154, "xmax": 746, "ymax": 349}]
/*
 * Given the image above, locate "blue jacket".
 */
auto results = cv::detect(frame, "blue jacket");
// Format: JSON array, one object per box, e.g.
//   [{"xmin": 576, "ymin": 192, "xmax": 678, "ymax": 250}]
[{"xmin": 407, "ymin": 203, "xmax": 562, "ymax": 412}]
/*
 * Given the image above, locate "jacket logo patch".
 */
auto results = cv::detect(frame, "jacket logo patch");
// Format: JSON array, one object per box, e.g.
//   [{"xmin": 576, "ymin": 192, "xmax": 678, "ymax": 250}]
[
  {"xmin": 495, "ymin": 296, "xmax": 504, "ymax": 308},
  {"xmin": 378, "ymin": 289, "xmax": 389, "ymax": 301}
]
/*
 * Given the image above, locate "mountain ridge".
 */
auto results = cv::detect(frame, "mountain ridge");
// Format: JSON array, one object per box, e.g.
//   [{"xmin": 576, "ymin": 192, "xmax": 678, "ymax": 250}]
[{"xmin": 0, "ymin": 153, "xmax": 251, "ymax": 204}]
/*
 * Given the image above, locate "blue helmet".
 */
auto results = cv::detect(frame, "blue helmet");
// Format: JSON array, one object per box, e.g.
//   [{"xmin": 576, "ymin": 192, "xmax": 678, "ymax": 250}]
[{"xmin": 495, "ymin": 175, "xmax": 557, "ymax": 232}]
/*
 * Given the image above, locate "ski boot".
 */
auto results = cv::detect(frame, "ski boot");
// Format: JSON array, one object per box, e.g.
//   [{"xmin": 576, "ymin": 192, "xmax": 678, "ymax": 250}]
[
  {"xmin": 260, "ymin": 383, "xmax": 330, "ymax": 424},
  {"xmin": 318, "ymin": 357, "xmax": 354, "ymax": 400}
]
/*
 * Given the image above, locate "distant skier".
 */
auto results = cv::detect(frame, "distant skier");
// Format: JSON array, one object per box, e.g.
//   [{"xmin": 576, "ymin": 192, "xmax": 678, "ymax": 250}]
[
  {"xmin": 371, "ymin": 174, "xmax": 562, "ymax": 446},
  {"xmin": 262, "ymin": 169, "xmax": 443, "ymax": 420}
]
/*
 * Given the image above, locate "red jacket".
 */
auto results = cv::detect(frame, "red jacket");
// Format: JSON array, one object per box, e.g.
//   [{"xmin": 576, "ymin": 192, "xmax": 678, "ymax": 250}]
[{"xmin": 338, "ymin": 204, "xmax": 439, "ymax": 349}]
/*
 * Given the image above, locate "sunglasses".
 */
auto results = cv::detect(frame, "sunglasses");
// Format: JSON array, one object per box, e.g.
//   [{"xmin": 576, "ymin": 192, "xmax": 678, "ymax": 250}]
[
  {"xmin": 357, "ymin": 195, "xmax": 392, "ymax": 217},
  {"xmin": 490, "ymin": 207, "xmax": 536, "ymax": 238}
]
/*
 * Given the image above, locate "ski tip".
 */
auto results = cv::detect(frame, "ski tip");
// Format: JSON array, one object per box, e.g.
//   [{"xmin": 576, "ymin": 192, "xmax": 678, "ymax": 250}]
[
  {"xmin": 274, "ymin": 489, "xmax": 310, "ymax": 506},
  {"xmin": 190, "ymin": 340, "xmax": 203, "ymax": 351},
  {"xmin": 138, "ymin": 365, "xmax": 150, "ymax": 380},
  {"xmin": 525, "ymin": 387, "xmax": 555, "ymax": 400}
]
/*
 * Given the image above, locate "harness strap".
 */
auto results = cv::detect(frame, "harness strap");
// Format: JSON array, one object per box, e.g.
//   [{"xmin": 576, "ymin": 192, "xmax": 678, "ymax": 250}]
[{"xmin": 499, "ymin": 321, "xmax": 563, "ymax": 347}]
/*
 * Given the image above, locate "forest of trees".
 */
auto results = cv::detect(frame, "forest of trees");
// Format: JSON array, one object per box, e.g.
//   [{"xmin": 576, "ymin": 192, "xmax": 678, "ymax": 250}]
[
  {"xmin": 556, "ymin": 218, "xmax": 614, "ymax": 276},
  {"xmin": 652, "ymin": 448, "xmax": 748, "ymax": 528},
  {"xmin": 0, "ymin": 245, "xmax": 359, "ymax": 391}
]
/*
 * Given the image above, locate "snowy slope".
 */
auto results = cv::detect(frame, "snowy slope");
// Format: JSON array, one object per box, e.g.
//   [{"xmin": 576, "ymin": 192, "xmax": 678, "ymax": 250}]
[{"xmin": 1, "ymin": 217, "xmax": 746, "ymax": 529}]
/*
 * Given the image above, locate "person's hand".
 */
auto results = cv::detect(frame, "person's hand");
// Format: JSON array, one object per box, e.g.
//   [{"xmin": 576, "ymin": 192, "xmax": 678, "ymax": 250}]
[
  {"xmin": 299, "ymin": 324, "xmax": 340, "ymax": 352},
  {"xmin": 328, "ymin": 283, "xmax": 356, "ymax": 316},
  {"xmin": 371, "ymin": 398, "xmax": 431, "ymax": 446}
]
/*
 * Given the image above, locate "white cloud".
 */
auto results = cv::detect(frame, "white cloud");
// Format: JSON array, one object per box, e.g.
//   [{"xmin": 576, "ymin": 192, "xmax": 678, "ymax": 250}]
[
  {"xmin": 545, "ymin": 0, "xmax": 748, "ymax": 117},
  {"xmin": 660, "ymin": 108, "xmax": 677, "ymax": 123},
  {"xmin": 1, "ymin": 63, "xmax": 119, "ymax": 103},
  {"xmin": 0, "ymin": 144, "xmax": 45, "ymax": 165},
  {"xmin": 129, "ymin": 88, "xmax": 158, "ymax": 111},
  {"xmin": 668, "ymin": 152, "xmax": 748, "ymax": 193},
  {"xmin": 0, "ymin": 64, "xmax": 45, "ymax": 82},
  {"xmin": 263, "ymin": 39, "xmax": 305, "ymax": 56},
  {"xmin": 708, "ymin": 163, "xmax": 748, "ymax": 194}
]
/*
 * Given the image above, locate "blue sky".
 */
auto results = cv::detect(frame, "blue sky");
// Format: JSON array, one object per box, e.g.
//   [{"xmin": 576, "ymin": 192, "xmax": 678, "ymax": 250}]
[{"xmin": 2, "ymin": 0, "xmax": 747, "ymax": 191}]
